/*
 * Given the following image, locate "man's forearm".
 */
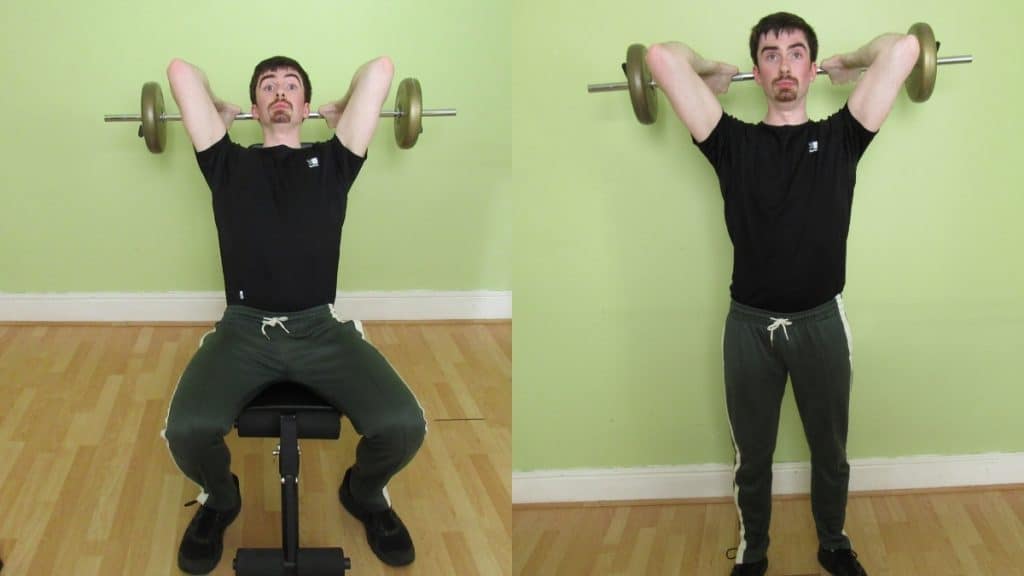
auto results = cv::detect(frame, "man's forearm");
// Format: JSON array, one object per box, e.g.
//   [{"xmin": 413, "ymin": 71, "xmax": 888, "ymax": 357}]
[
  {"xmin": 837, "ymin": 33, "xmax": 912, "ymax": 69},
  {"xmin": 651, "ymin": 41, "xmax": 720, "ymax": 77}
]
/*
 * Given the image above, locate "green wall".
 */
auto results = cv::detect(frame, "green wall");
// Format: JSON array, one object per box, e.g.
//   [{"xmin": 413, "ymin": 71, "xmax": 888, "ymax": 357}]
[
  {"xmin": 2, "ymin": 0, "xmax": 1020, "ymax": 474},
  {"xmin": 514, "ymin": 1, "xmax": 1024, "ymax": 470},
  {"xmin": 0, "ymin": 0, "xmax": 511, "ymax": 292}
]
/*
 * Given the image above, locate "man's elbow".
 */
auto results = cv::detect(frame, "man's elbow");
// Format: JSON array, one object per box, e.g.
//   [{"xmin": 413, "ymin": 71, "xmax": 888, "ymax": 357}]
[
  {"xmin": 359, "ymin": 56, "xmax": 395, "ymax": 102},
  {"xmin": 891, "ymin": 34, "xmax": 921, "ymax": 74},
  {"xmin": 645, "ymin": 42, "xmax": 693, "ymax": 84},
  {"xmin": 166, "ymin": 58, "xmax": 194, "ymax": 86},
  {"xmin": 645, "ymin": 43, "xmax": 666, "ymax": 72},
  {"xmin": 645, "ymin": 43, "xmax": 671, "ymax": 84},
  {"xmin": 364, "ymin": 56, "xmax": 395, "ymax": 85}
]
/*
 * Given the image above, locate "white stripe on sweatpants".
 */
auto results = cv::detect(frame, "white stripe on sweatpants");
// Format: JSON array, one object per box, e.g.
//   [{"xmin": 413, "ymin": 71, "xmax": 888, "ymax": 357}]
[
  {"xmin": 834, "ymin": 294, "xmax": 853, "ymax": 369},
  {"xmin": 160, "ymin": 327, "xmax": 217, "ymax": 505},
  {"xmin": 723, "ymin": 323, "xmax": 748, "ymax": 564},
  {"xmin": 833, "ymin": 294, "xmax": 853, "ymax": 546},
  {"xmin": 726, "ymin": 416, "xmax": 748, "ymax": 563}
]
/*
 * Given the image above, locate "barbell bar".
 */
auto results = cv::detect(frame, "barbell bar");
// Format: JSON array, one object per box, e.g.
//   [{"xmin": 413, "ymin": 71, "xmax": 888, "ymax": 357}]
[
  {"xmin": 588, "ymin": 22, "xmax": 973, "ymax": 125},
  {"xmin": 105, "ymin": 77, "xmax": 456, "ymax": 153},
  {"xmin": 586, "ymin": 55, "xmax": 973, "ymax": 92}
]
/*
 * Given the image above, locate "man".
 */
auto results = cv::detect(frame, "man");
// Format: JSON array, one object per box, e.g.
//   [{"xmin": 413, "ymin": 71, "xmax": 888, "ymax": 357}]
[
  {"xmin": 645, "ymin": 12, "xmax": 921, "ymax": 576},
  {"xmin": 162, "ymin": 55, "xmax": 426, "ymax": 574}
]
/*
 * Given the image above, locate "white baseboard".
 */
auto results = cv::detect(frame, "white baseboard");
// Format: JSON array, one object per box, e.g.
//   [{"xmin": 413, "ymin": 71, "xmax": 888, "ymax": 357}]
[
  {"xmin": 512, "ymin": 452, "xmax": 1024, "ymax": 505},
  {"xmin": 0, "ymin": 290, "xmax": 511, "ymax": 322}
]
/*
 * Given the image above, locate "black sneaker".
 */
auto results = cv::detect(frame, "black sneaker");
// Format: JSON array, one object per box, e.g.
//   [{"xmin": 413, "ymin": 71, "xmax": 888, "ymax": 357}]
[
  {"xmin": 177, "ymin": 474, "xmax": 241, "ymax": 575},
  {"xmin": 339, "ymin": 467, "xmax": 415, "ymax": 566},
  {"xmin": 818, "ymin": 546, "xmax": 867, "ymax": 576},
  {"xmin": 729, "ymin": 557, "xmax": 767, "ymax": 576}
]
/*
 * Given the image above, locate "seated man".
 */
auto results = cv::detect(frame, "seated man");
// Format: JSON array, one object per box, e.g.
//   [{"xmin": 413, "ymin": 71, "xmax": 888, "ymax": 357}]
[{"xmin": 161, "ymin": 55, "xmax": 426, "ymax": 575}]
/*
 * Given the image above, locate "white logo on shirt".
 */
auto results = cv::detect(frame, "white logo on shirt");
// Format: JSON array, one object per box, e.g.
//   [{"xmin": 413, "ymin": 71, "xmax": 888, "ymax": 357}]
[
  {"xmin": 807, "ymin": 140, "xmax": 819, "ymax": 154},
  {"xmin": 307, "ymin": 157, "xmax": 320, "ymax": 168}
]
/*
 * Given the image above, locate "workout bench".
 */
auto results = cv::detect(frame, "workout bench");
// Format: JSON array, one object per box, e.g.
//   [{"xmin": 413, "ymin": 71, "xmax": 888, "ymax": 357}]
[{"xmin": 232, "ymin": 382, "xmax": 350, "ymax": 576}]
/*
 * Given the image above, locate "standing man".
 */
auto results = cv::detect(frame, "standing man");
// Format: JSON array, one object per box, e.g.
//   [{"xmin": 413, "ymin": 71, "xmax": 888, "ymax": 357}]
[
  {"xmin": 645, "ymin": 13, "xmax": 921, "ymax": 576},
  {"xmin": 162, "ymin": 55, "xmax": 426, "ymax": 574}
]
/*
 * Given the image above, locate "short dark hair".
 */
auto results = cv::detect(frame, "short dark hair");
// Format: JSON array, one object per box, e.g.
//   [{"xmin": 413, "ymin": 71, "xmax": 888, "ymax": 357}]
[
  {"xmin": 249, "ymin": 56, "xmax": 312, "ymax": 104},
  {"xmin": 749, "ymin": 12, "xmax": 818, "ymax": 66}
]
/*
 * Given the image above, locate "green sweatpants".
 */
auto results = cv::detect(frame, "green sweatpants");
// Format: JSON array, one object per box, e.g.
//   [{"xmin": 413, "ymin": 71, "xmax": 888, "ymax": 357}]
[
  {"xmin": 724, "ymin": 295, "xmax": 854, "ymax": 564},
  {"xmin": 162, "ymin": 304, "xmax": 426, "ymax": 512}
]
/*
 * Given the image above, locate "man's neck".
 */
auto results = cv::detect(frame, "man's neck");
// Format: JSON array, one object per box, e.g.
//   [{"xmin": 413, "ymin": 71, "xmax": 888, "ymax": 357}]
[
  {"xmin": 763, "ymin": 102, "xmax": 809, "ymax": 126},
  {"xmin": 261, "ymin": 125, "xmax": 303, "ymax": 148}
]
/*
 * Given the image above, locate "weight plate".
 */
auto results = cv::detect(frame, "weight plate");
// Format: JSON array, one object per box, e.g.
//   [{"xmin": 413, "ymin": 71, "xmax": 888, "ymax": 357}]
[
  {"xmin": 906, "ymin": 22, "xmax": 937, "ymax": 103},
  {"xmin": 626, "ymin": 44, "xmax": 657, "ymax": 124},
  {"xmin": 140, "ymin": 82, "xmax": 166, "ymax": 153},
  {"xmin": 395, "ymin": 78, "xmax": 423, "ymax": 149}
]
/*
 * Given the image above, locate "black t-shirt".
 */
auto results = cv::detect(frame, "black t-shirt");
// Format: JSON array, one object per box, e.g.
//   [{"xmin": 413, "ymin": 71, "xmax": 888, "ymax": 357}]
[
  {"xmin": 196, "ymin": 134, "xmax": 364, "ymax": 312},
  {"xmin": 696, "ymin": 105, "xmax": 875, "ymax": 312}
]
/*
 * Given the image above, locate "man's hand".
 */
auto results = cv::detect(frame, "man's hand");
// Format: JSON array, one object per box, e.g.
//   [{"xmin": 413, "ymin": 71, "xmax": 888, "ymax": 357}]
[
  {"xmin": 317, "ymin": 98, "xmax": 347, "ymax": 130},
  {"xmin": 700, "ymin": 61, "xmax": 740, "ymax": 94},
  {"xmin": 215, "ymin": 100, "xmax": 242, "ymax": 130},
  {"xmin": 819, "ymin": 55, "xmax": 862, "ymax": 85}
]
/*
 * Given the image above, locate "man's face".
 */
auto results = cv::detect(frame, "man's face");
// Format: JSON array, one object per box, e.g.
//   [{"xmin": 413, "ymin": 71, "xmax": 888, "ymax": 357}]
[
  {"xmin": 253, "ymin": 67, "xmax": 309, "ymax": 126},
  {"xmin": 752, "ymin": 29, "xmax": 816, "ymax": 105}
]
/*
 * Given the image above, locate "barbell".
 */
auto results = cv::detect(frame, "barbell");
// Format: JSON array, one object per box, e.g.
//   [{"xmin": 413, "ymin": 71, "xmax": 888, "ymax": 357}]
[
  {"xmin": 105, "ymin": 77, "xmax": 456, "ymax": 153},
  {"xmin": 588, "ymin": 22, "xmax": 973, "ymax": 124}
]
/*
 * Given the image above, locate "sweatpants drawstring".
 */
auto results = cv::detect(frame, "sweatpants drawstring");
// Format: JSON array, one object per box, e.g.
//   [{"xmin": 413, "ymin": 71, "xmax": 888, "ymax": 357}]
[
  {"xmin": 260, "ymin": 316, "xmax": 290, "ymax": 339},
  {"xmin": 767, "ymin": 317, "xmax": 792, "ymax": 346}
]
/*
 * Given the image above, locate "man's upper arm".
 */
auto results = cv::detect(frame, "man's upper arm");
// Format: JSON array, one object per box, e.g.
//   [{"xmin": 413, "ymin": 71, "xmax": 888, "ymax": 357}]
[
  {"xmin": 323, "ymin": 133, "xmax": 368, "ymax": 184},
  {"xmin": 166, "ymin": 59, "xmax": 226, "ymax": 152},
  {"xmin": 847, "ymin": 35, "xmax": 920, "ymax": 132},
  {"xmin": 335, "ymin": 57, "xmax": 394, "ymax": 157},
  {"xmin": 645, "ymin": 43, "xmax": 723, "ymax": 143}
]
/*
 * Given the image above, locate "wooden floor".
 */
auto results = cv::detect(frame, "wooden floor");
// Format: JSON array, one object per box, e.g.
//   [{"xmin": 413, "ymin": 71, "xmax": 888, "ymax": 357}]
[
  {"xmin": 0, "ymin": 321, "xmax": 510, "ymax": 575},
  {"xmin": 513, "ymin": 487, "xmax": 1024, "ymax": 575},
  {"xmin": 5, "ymin": 323, "xmax": 1024, "ymax": 576}
]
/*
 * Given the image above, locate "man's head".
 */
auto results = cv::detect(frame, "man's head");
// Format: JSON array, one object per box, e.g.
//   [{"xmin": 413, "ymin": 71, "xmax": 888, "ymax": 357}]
[
  {"xmin": 249, "ymin": 56, "xmax": 312, "ymax": 127},
  {"xmin": 749, "ymin": 13, "xmax": 818, "ymax": 106}
]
